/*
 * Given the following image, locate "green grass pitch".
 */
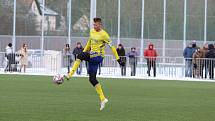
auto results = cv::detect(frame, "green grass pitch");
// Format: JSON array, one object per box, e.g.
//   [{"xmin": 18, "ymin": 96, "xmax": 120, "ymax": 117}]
[{"xmin": 1, "ymin": 74, "xmax": 215, "ymax": 121}]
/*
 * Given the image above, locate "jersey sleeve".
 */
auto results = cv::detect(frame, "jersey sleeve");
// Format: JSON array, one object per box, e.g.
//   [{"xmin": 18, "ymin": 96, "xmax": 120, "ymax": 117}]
[
  {"xmin": 83, "ymin": 38, "xmax": 91, "ymax": 52},
  {"xmin": 103, "ymin": 32, "xmax": 112, "ymax": 46},
  {"xmin": 103, "ymin": 31, "xmax": 120, "ymax": 60}
]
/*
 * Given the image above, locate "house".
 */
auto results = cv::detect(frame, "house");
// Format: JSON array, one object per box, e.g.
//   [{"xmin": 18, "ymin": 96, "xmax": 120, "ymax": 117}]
[
  {"xmin": 32, "ymin": 0, "xmax": 58, "ymax": 32},
  {"xmin": 18, "ymin": 0, "xmax": 59, "ymax": 32}
]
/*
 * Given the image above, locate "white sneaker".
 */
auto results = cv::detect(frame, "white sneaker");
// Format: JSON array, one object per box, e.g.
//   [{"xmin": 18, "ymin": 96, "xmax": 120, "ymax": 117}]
[{"xmin": 100, "ymin": 98, "xmax": 108, "ymax": 111}]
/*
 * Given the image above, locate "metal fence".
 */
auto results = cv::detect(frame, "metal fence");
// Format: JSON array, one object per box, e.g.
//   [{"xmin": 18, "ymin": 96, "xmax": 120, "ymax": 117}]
[
  {"xmin": 1, "ymin": 51, "xmax": 215, "ymax": 80},
  {"xmin": 0, "ymin": 51, "xmax": 62, "ymax": 74}
]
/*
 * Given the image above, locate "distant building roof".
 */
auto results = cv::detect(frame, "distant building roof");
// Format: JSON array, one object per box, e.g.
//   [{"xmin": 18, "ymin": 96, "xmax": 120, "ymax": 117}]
[
  {"xmin": 36, "ymin": 0, "xmax": 58, "ymax": 16},
  {"xmin": 0, "ymin": 0, "xmax": 58, "ymax": 16}
]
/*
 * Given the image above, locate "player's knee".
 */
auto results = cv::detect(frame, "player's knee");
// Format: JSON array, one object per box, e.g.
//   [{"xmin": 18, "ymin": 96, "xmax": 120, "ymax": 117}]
[
  {"xmin": 77, "ymin": 52, "xmax": 90, "ymax": 61},
  {"xmin": 89, "ymin": 73, "xmax": 98, "ymax": 86}
]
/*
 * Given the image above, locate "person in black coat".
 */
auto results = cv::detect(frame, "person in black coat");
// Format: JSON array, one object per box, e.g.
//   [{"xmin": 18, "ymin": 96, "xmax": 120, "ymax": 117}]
[
  {"xmin": 117, "ymin": 44, "xmax": 126, "ymax": 76},
  {"xmin": 206, "ymin": 44, "xmax": 215, "ymax": 79},
  {"xmin": 73, "ymin": 42, "xmax": 84, "ymax": 75}
]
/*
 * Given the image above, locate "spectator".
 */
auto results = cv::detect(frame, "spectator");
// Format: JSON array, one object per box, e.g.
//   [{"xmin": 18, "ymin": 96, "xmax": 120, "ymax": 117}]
[
  {"xmin": 5, "ymin": 43, "xmax": 13, "ymax": 54},
  {"xmin": 192, "ymin": 40, "xmax": 198, "ymax": 49},
  {"xmin": 18, "ymin": 44, "xmax": 28, "ymax": 73},
  {"xmin": 206, "ymin": 44, "xmax": 215, "ymax": 79},
  {"xmin": 98, "ymin": 61, "xmax": 102, "ymax": 75},
  {"xmin": 4, "ymin": 43, "xmax": 13, "ymax": 72},
  {"xmin": 73, "ymin": 42, "xmax": 84, "ymax": 75},
  {"xmin": 183, "ymin": 42, "xmax": 196, "ymax": 77},
  {"xmin": 200, "ymin": 43, "xmax": 208, "ymax": 78},
  {"xmin": 63, "ymin": 44, "xmax": 73, "ymax": 74},
  {"xmin": 127, "ymin": 47, "xmax": 138, "ymax": 76},
  {"xmin": 192, "ymin": 47, "xmax": 204, "ymax": 78},
  {"xmin": 117, "ymin": 44, "xmax": 126, "ymax": 76},
  {"xmin": 144, "ymin": 42, "xmax": 158, "ymax": 77}
]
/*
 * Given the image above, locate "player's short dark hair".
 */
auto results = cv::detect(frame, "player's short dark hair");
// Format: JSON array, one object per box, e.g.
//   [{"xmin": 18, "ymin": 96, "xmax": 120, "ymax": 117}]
[{"xmin": 93, "ymin": 17, "xmax": 102, "ymax": 23}]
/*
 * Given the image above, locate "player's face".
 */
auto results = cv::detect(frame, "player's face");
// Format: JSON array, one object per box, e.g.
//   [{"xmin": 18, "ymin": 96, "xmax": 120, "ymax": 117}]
[{"xmin": 93, "ymin": 22, "xmax": 102, "ymax": 31}]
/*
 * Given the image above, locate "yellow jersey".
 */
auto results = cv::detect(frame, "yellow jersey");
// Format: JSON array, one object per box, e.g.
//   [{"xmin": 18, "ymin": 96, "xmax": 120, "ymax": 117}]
[{"xmin": 84, "ymin": 29, "xmax": 118, "ymax": 58}]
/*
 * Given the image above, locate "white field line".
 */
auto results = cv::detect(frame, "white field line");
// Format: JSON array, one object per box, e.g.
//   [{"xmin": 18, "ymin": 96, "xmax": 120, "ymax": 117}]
[{"xmin": 1, "ymin": 72, "xmax": 215, "ymax": 83}]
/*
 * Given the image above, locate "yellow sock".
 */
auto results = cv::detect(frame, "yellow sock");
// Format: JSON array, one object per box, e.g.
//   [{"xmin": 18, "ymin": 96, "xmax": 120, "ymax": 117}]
[
  {"xmin": 95, "ymin": 84, "xmax": 106, "ymax": 102},
  {"xmin": 68, "ymin": 59, "xmax": 81, "ymax": 78}
]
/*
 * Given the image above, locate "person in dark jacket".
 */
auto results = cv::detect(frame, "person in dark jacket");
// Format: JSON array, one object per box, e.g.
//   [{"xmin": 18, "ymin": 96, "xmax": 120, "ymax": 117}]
[
  {"xmin": 144, "ymin": 42, "xmax": 158, "ymax": 77},
  {"xmin": 127, "ymin": 47, "xmax": 138, "ymax": 76},
  {"xmin": 117, "ymin": 44, "xmax": 126, "ymax": 76},
  {"xmin": 73, "ymin": 42, "xmax": 84, "ymax": 75},
  {"xmin": 183, "ymin": 42, "xmax": 196, "ymax": 77},
  {"xmin": 206, "ymin": 44, "xmax": 215, "ymax": 79}
]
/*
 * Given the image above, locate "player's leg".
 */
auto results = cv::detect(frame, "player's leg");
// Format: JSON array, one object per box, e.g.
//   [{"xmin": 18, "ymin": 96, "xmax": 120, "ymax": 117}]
[
  {"xmin": 88, "ymin": 56, "xmax": 108, "ymax": 110},
  {"xmin": 89, "ymin": 72, "xmax": 105, "ymax": 101},
  {"xmin": 67, "ymin": 52, "xmax": 90, "ymax": 78},
  {"xmin": 88, "ymin": 56, "xmax": 105, "ymax": 101},
  {"xmin": 89, "ymin": 72, "xmax": 108, "ymax": 111}
]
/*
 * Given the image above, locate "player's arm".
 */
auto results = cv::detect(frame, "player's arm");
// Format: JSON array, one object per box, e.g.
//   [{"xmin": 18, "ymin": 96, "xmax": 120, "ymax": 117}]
[
  {"xmin": 108, "ymin": 41, "xmax": 125, "ymax": 66},
  {"xmin": 83, "ymin": 39, "xmax": 91, "ymax": 52},
  {"xmin": 108, "ymin": 42, "xmax": 119, "ymax": 60},
  {"xmin": 103, "ymin": 32, "xmax": 124, "ymax": 66},
  {"xmin": 103, "ymin": 32, "xmax": 119, "ymax": 60}
]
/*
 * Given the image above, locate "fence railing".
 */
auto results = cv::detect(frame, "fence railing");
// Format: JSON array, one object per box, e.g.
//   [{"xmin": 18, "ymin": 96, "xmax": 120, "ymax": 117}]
[
  {"xmin": 0, "ymin": 51, "xmax": 61, "ymax": 74},
  {"xmin": 62, "ymin": 56, "xmax": 214, "ymax": 80},
  {"xmin": 1, "ymin": 51, "xmax": 215, "ymax": 80}
]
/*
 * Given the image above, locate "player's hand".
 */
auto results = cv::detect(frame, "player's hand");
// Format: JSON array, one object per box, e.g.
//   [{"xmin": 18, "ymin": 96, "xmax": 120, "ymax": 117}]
[{"xmin": 117, "ymin": 59, "xmax": 125, "ymax": 66}]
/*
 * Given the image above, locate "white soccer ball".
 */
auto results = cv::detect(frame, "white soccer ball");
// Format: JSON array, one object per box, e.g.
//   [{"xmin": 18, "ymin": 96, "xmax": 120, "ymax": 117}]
[{"xmin": 53, "ymin": 74, "xmax": 64, "ymax": 85}]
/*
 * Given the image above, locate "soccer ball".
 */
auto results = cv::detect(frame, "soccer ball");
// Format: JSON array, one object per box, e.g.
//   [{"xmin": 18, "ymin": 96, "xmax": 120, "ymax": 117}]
[{"xmin": 53, "ymin": 74, "xmax": 64, "ymax": 85}]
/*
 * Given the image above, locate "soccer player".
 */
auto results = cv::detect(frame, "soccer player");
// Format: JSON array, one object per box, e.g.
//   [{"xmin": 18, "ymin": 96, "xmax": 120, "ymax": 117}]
[{"xmin": 65, "ymin": 17, "xmax": 124, "ymax": 110}]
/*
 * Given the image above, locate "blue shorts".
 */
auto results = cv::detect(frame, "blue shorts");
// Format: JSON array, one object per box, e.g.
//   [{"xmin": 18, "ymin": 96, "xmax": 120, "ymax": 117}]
[{"xmin": 88, "ymin": 56, "xmax": 103, "ymax": 73}]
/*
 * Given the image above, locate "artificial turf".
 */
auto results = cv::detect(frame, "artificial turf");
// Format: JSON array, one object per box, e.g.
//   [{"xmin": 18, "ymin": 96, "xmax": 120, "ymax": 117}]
[{"xmin": 0, "ymin": 74, "xmax": 215, "ymax": 121}]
